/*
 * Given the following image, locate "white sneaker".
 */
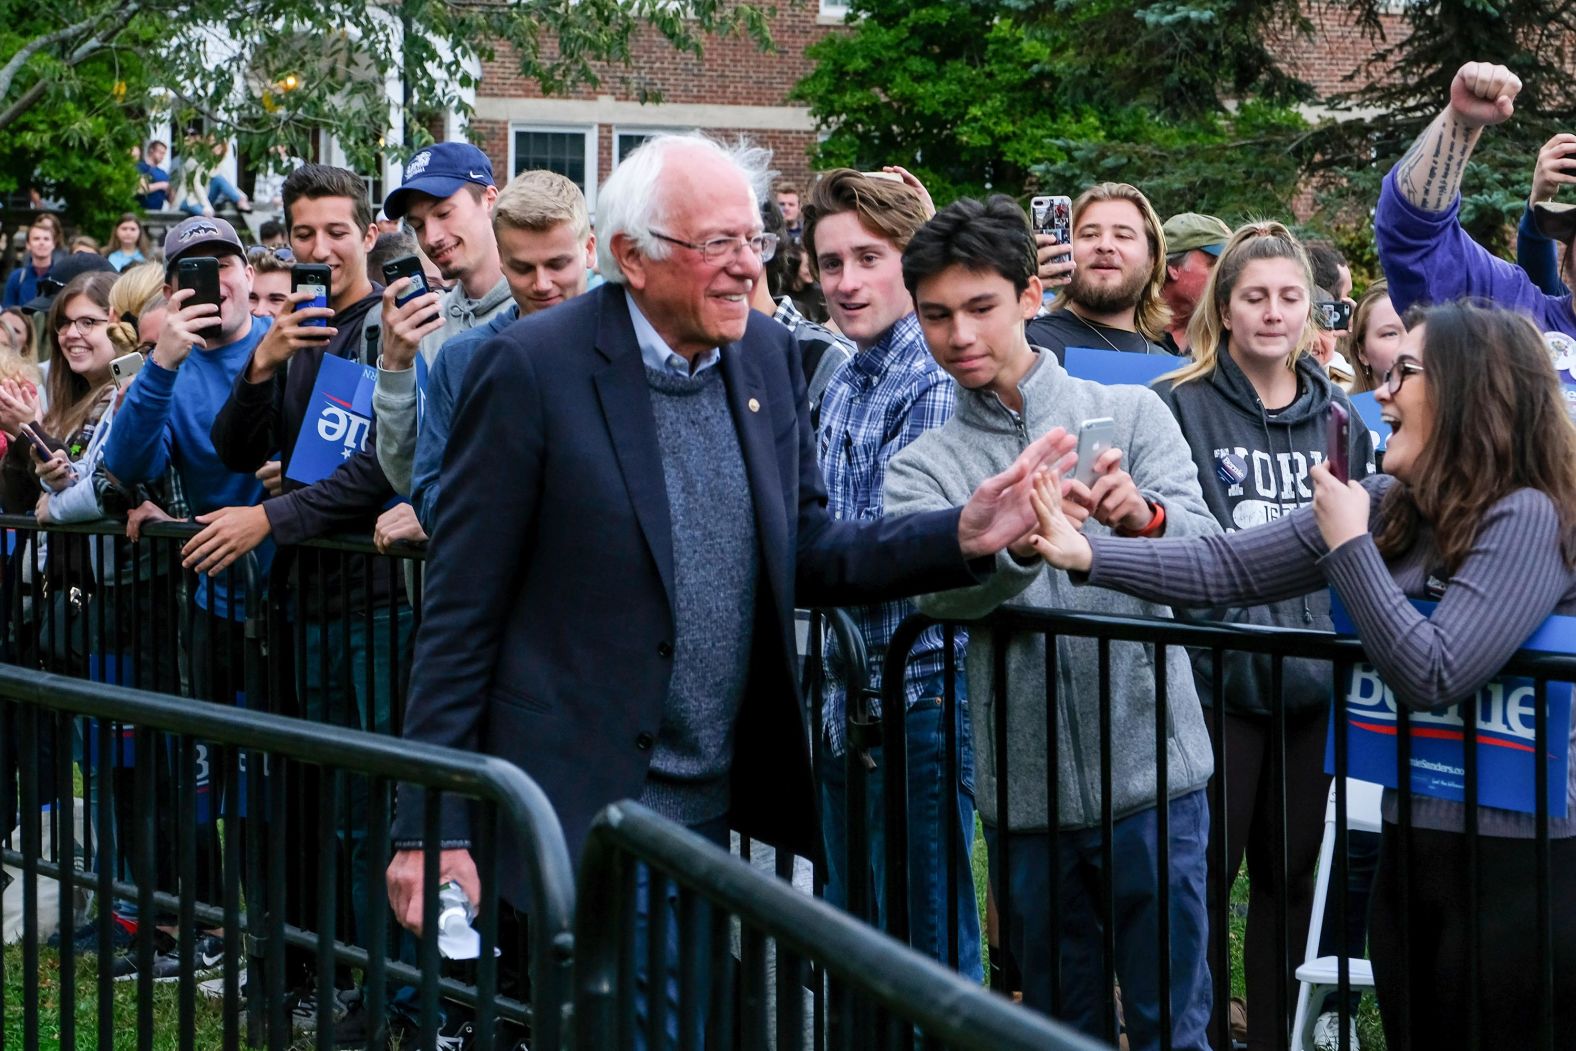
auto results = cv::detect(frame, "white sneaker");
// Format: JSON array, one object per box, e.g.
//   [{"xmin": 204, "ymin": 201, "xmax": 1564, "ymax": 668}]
[{"xmin": 1313, "ymin": 1010, "xmax": 1360, "ymax": 1051}]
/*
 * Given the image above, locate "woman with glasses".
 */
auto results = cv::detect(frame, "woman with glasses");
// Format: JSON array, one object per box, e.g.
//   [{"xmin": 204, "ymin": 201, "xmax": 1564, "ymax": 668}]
[
  {"xmin": 1029, "ymin": 299, "xmax": 1576, "ymax": 1050},
  {"xmin": 1147, "ymin": 221, "xmax": 1374, "ymax": 1051}
]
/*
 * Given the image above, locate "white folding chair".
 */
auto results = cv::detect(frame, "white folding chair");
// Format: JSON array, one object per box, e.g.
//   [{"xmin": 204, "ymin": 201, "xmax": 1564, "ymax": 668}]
[{"xmin": 1290, "ymin": 779, "xmax": 1383, "ymax": 1051}]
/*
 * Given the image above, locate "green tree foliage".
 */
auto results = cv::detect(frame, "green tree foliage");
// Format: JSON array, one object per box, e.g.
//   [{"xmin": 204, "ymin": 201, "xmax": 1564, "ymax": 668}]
[
  {"xmin": 0, "ymin": 0, "xmax": 772, "ymax": 236},
  {"xmin": 793, "ymin": 0, "xmax": 1318, "ymax": 221}
]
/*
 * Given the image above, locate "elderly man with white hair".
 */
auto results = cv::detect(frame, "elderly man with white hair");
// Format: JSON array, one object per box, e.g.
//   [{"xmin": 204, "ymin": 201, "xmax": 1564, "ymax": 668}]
[{"xmin": 383, "ymin": 135, "xmax": 1072, "ymax": 1018}]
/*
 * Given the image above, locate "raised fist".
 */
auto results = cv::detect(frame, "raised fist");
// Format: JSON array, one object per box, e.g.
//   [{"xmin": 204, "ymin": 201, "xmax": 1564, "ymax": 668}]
[{"xmin": 1448, "ymin": 61, "xmax": 1523, "ymax": 130}]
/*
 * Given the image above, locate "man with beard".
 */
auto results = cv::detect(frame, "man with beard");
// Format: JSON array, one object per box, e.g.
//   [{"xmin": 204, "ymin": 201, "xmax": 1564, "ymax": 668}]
[{"xmin": 1025, "ymin": 182, "xmax": 1175, "ymax": 360}]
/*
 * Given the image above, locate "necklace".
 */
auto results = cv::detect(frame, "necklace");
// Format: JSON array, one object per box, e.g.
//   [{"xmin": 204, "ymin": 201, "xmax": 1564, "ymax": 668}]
[{"xmin": 1067, "ymin": 309, "xmax": 1126, "ymax": 353}]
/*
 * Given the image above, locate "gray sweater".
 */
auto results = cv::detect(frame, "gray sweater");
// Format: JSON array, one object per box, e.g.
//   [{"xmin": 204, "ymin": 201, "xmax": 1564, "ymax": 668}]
[
  {"xmin": 884, "ymin": 352, "xmax": 1220, "ymax": 831},
  {"xmin": 1086, "ymin": 475, "xmax": 1576, "ymax": 839}
]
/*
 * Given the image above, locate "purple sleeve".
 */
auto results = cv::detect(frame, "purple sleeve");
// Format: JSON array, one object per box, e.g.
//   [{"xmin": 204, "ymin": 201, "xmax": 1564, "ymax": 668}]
[
  {"xmin": 1320, "ymin": 490, "xmax": 1570, "ymax": 710},
  {"xmin": 1376, "ymin": 169, "xmax": 1571, "ymax": 329}
]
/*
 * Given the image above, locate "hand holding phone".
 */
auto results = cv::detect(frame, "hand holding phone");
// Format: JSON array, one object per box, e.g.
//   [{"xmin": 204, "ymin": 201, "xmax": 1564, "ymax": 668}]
[
  {"xmin": 1073, "ymin": 416, "xmax": 1116, "ymax": 488},
  {"xmin": 382, "ymin": 255, "xmax": 433, "ymax": 309},
  {"xmin": 177, "ymin": 257, "xmax": 222, "ymax": 310},
  {"xmin": 291, "ymin": 264, "xmax": 332, "ymax": 331},
  {"xmin": 1326, "ymin": 402, "xmax": 1351, "ymax": 483},
  {"xmin": 110, "ymin": 351, "xmax": 144, "ymax": 389}
]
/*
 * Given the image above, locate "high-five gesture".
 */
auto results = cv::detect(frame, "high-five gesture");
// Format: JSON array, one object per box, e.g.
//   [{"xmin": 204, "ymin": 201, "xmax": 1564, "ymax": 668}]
[
  {"xmin": 956, "ymin": 427, "xmax": 1076, "ymax": 558},
  {"xmin": 1027, "ymin": 470, "xmax": 1094, "ymax": 573}
]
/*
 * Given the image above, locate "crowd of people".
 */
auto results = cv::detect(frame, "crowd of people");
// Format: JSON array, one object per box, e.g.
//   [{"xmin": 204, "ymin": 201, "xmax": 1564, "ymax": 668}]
[{"xmin": 2, "ymin": 58, "xmax": 1574, "ymax": 1051}]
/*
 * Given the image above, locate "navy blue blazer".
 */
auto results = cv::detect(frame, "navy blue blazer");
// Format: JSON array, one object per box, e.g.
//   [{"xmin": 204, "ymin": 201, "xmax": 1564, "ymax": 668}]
[{"xmin": 392, "ymin": 283, "xmax": 981, "ymax": 896}]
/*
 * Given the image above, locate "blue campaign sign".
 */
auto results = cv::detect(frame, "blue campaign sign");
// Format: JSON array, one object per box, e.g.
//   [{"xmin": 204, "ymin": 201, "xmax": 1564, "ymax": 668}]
[
  {"xmin": 1347, "ymin": 391, "xmax": 1390, "ymax": 452},
  {"xmin": 287, "ymin": 353, "xmax": 377, "ymax": 486},
  {"xmin": 1062, "ymin": 346, "xmax": 1180, "ymax": 388},
  {"xmin": 1325, "ymin": 592, "xmax": 1574, "ymax": 817}
]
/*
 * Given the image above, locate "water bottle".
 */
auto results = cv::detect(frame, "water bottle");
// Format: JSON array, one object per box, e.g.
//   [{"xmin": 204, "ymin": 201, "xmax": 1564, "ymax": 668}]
[{"xmin": 435, "ymin": 880, "xmax": 481, "ymax": 960}]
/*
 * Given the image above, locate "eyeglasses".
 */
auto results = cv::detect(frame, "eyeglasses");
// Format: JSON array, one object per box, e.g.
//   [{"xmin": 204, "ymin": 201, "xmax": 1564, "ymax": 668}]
[
  {"xmin": 1382, "ymin": 358, "xmax": 1424, "ymax": 395},
  {"xmin": 56, "ymin": 315, "xmax": 110, "ymax": 335},
  {"xmin": 650, "ymin": 230, "xmax": 779, "ymax": 265}
]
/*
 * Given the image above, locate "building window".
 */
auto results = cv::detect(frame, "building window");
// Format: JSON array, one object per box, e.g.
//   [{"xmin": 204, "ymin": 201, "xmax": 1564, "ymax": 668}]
[
  {"xmin": 508, "ymin": 125, "xmax": 597, "ymax": 207},
  {"xmin": 819, "ymin": 0, "xmax": 850, "ymax": 18},
  {"xmin": 614, "ymin": 128, "xmax": 690, "ymax": 167}
]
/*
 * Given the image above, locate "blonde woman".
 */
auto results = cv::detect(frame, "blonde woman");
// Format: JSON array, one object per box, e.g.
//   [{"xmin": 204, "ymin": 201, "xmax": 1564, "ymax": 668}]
[{"xmin": 1150, "ymin": 221, "xmax": 1375, "ymax": 1051}]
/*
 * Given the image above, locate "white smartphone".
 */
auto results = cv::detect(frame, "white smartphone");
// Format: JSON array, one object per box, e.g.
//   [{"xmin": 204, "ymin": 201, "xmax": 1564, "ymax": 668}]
[
  {"xmin": 110, "ymin": 351, "xmax": 144, "ymax": 388},
  {"xmin": 1074, "ymin": 417, "xmax": 1117, "ymax": 487}
]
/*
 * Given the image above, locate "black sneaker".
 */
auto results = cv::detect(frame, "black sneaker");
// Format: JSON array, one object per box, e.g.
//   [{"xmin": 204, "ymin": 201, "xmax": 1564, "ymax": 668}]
[
  {"xmin": 150, "ymin": 931, "xmax": 228, "ymax": 983},
  {"xmin": 110, "ymin": 929, "xmax": 177, "ymax": 982}
]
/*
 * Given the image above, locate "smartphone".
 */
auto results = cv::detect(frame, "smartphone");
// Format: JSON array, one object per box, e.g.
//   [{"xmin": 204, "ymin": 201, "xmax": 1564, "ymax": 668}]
[
  {"xmin": 1031, "ymin": 195, "xmax": 1073, "ymax": 248},
  {"xmin": 1317, "ymin": 300, "xmax": 1353, "ymax": 332},
  {"xmin": 292, "ymin": 264, "xmax": 332, "ymax": 330},
  {"xmin": 110, "ymin": 351, "xmax": 144, "ymax": 388},
  {"xmin": 1074, "ymin": 416, "xmax": 1117, "ymax": 487},
  {"xmin": 382, "ymin": 255, "xmax": 432, "ymax": 309},
  {"xmin": 176, "ymin": 257, "xmax": 221, "ymax": 310},
  {"xmin": 1327, "ymin": 402, "xmax": 1351, "ymax": 483},
  {"xmin": 19, "ymin": 423, "xmax": 66, "ymax": 458}
]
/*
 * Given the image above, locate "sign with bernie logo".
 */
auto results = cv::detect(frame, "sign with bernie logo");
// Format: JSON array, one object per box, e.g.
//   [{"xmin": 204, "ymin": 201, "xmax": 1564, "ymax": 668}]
[
  {"xmin": 287, "ymin": 353, "xmax": 376, "ymax": 486},
  {"xmin": 1325, "ymin": 593, "xmax": 1573, "ymax": 817}
]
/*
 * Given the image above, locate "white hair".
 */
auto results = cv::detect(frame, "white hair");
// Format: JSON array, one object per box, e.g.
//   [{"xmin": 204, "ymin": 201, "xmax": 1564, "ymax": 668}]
[{"xmin": 594, "ymin": 133, "xmax": 776, "ymax": 284}]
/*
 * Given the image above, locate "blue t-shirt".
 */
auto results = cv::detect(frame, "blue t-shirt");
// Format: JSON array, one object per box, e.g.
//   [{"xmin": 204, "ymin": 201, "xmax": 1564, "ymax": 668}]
[
  {"xmin": 104, "ymin": 317, "xmax": 276, "ymax": 617},
  {"xmin": 136, "ymin": 161, "xmax": 169, "ymax": 211},
  {"xmin": 3, "ymin": 259, "xmax": 52, "ymax": 309}
]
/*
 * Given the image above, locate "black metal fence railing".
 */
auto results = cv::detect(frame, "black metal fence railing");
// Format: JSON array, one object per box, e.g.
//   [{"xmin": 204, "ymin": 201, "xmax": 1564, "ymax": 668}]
[
  {"xmin": 574, "ymin": 799, "xmax": 1109, "ymax": 1051},
  {"xmin": 868, "ymin": 607, "xmax": 1572, "ymax": 1051},
  {"xmin": 0, "ymin": 661, "xmax": 574, "ymax": 1051}
]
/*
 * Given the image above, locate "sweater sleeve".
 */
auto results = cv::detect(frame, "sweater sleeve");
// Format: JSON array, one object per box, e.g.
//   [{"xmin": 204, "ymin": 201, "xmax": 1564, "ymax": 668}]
[
  {"xmin": 1082, "ymin": 482, "xmax": 1377, "ymax": 606},
  {"xmin": 1376, "ymin": 168, "xmax": 1553, "ymax": 318},
  {"xmin": 1516, "ymin": 204, "xmax": 1569, "ymax": 298},
  {"xmin": 883, "ymin": 440, "xmax": 1041, "ymax": 620},
  {"xmin": 372, "ymin": 363, "xmax": 417, "ymax": 496},
  {"xmin": 1320, "ymin": 489, "xmax": 1570, "ymax": 710},
  {"xmin": 411, "ymin": 349, "xmax": 458, "ymax": 535}
]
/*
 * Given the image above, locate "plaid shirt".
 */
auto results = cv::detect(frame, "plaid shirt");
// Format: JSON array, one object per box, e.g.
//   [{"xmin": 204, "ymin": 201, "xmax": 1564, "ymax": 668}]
[{"xmin": 815, "ymin": 313, "xmax": 964, "ymax": 755}]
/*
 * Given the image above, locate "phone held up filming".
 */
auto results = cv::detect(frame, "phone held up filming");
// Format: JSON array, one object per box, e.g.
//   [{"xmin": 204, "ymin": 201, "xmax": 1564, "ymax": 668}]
[{"xmin": 1074, "ymin": 417, "xmax": 1117, "ymax": 488}]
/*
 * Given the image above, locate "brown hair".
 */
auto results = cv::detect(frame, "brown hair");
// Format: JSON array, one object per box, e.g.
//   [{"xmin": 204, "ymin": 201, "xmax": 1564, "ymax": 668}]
[
  {"xmin": 105, "ymin": 213, "xmax": 152, "ymax": 260},
  {"xmin": 802, "ymin": 169, "xmax": 928, "ymax": 277},
  {"xmin": 1373, "ymin": 301, "xmax": 1576, "ymax": 571},
  {"xmin": 1161, "ymin": 220, "xmax": 1316, "ymax": 387},
  {"xmin": 283, "ymin": 164, "xmax": 374, "ymax": 233},
  {"xmin": 43, "ymin": 272, "xmax": 118, "ymax": 440},
  {"xmin": 1347, "ymin": 279, "xmax": 1396, "ymax": 394},
  {"xmin": 1049, "ymin": 182, "xmax": 1172, "ymax": 342}
]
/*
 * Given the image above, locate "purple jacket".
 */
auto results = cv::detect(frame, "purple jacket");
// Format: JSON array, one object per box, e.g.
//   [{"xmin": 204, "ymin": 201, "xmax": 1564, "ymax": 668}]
[{"xmin": 1375, "ymin": 168, "xmax": 1576, "ymax": 337}]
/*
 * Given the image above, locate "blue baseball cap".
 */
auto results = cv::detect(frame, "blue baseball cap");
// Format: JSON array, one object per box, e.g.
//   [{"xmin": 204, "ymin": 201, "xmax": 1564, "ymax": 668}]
[{"xmin": 383, "ymin": 142, "xmax": 495, "ymax": 219}]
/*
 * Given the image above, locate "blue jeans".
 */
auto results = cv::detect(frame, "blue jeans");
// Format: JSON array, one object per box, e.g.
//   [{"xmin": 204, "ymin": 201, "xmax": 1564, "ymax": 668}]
[
  {"xmin": 819, "ymin": 672, "xmax": 981, "ymax": 981},
  {"xmin": 984, "ymin": 789, "xmax": 1213, "ymax": 1051},
  {"xmin": 180, "ymin": 175, "xmax": 246, "ymax": 214}
]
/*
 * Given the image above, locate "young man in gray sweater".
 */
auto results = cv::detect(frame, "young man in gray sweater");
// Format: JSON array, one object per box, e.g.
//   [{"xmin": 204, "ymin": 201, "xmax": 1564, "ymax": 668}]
[{"xmin": 884, "ymin": 196, "xmax": 1220, "ymax": 1051}]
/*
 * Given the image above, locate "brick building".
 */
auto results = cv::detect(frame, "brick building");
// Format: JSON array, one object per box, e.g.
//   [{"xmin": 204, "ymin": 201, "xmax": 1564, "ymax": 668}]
[
  {"xmin": 462, "ymin": 1, "xmax": 1428, "ymax": 216},
  {"xmin": 466, "ymin": 0, "xmax": 851, "ymax": 217}
]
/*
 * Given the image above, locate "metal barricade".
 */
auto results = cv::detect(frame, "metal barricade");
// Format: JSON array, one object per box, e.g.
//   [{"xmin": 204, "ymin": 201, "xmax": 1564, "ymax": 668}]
[
  {"xmin": 870, "ymin": 606, "xmax": 1572, "ymax": 1051},
  {"xmin": 0, "ymin": 660, "xmax": 574, "ymax": 1051},
  {"xmin": 574, "ymin": 799, "xmax": 1108, "ymax": 1051}
]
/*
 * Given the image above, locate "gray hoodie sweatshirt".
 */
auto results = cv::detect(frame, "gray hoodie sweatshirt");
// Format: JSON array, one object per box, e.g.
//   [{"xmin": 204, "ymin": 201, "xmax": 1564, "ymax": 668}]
[
  {"xmin": 885, "ymin": 352, "xmax": 1220, "ymax": 832},
  {"xmin": 1152, "ymin": 350, "xmax": 1375, "ymax": 717}
]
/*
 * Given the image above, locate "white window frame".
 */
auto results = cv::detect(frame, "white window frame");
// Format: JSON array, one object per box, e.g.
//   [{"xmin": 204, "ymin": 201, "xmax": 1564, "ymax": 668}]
[
  {"xmin": 507, "ymin": 122, "xmax": 599, "ymax": 212},
  {"xmin": 818, "ymin": 0, "xmax": 851, "ymax": 21},
  {"xmin": 612, "ymin": 127, "xmax": 693, "ymax": 169}
]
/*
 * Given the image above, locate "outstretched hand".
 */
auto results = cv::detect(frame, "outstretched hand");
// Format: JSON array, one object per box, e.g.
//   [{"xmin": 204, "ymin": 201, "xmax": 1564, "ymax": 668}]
[
  {"xmin": 1027, "ymin": 469, "xmax": 1094, "ymax": 572},
  {"xmin": 957, "ymin": 427, "xmax": 1076, "ymax": 559}
]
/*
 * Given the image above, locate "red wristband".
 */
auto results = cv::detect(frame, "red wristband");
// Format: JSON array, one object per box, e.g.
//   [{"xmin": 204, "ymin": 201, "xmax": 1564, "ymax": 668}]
[{"xmin": 1122, "ymin": 500, "xmax": 1165, "ymax": 538}]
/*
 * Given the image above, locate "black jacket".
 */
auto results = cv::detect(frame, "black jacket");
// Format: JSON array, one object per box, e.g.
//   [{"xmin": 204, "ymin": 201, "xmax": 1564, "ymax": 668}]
[{"xmin": 389, "ymin": 284, "xmax": 986, "ymax": 894}]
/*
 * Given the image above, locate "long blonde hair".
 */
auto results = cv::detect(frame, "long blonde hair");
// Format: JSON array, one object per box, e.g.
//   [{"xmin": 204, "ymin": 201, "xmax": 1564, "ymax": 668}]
[
  {"xmin": 1161, "ymin": 220, "xmax": 1316, "ymax": 386},
  {"xmin": 1049, "ymin": 182, "xmax": 1172, "ymax": 342}
]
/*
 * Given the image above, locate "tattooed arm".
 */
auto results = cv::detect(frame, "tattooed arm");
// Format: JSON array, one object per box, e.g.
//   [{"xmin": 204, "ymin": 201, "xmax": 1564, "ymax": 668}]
[{"xmin": 1395, "ymin": 62, "xmax": 1523, "ymax": 213}]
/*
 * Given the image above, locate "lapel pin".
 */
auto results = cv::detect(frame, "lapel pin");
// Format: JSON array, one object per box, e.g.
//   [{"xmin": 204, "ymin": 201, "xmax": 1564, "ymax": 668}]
[{"xmin": 748, "ymin": 397, "xmax": 761, "ymax": 413}]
